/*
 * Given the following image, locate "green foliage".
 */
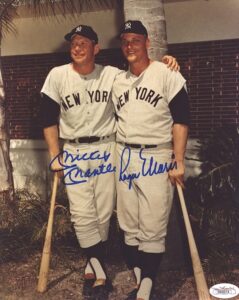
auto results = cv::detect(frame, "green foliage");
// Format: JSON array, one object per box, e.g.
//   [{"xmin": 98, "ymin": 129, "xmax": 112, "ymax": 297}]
[
  {"xmin": 185, "ymin": 126, "xmax": 239, "ymax": 283},
  {"xmin": 0, "ymin": 188, "xmax": 78, "ymax": 264},
  {"xmin": 0, "ymin": 190, "xmax": 16, "ymax": 229}
]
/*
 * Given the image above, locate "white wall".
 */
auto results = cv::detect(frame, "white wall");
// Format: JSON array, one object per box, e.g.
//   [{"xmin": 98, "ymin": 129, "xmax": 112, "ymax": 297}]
[
  {"xmin": 10, "ymin": 140, "xmax": 49, "ymax": 197},
  {"xmin": 2, "ymin": 0, "xmax": 239, "ymax": 56},
  {"xmin": 164, "ymin": 0, "xmax": 239, "ymax": 43},
  {"xmin": 2, "ymin": 9, "xmax": 121, "ymax": 56}
]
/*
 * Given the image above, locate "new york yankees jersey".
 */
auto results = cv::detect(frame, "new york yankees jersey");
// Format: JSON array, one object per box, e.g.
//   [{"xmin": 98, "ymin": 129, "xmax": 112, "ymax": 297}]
[
  {"xmin": 112, "ymin": 61, "xmax": 186, "ymax": 145},
  {"xmin": 41, "ymin": 64, "xmax": 121, "ymax": 139}
]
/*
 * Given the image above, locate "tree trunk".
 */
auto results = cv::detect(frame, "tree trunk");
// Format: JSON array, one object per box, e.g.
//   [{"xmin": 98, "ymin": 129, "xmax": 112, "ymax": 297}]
[
  {"xmin": 123, "ymin": 0, "xmax": 167, "ymax": 60},
  {"xmin": 0, "ymin": 56, "xmax": 15, "ymax": 199}
]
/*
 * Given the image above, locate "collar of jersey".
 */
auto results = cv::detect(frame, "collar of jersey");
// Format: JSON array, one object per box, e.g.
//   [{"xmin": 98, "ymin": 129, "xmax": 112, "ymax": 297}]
[{"xmin": 69, "ymin": 63, "xmax": 100, "ymax": 79}]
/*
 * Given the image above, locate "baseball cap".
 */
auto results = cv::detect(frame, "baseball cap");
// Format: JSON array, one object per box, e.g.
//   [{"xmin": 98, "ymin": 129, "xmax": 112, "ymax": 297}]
[
  {"xmin": 64, "ymin": 25, "xmax": 98, "ymax": 43},
  {"xmin": 119, "ymin": 20, "xmax": 148, "ymax": 37}
]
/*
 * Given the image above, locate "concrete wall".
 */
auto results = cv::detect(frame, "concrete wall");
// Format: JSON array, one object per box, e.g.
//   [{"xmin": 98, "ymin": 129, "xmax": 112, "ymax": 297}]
[{"xmin": 2, "ymin": 0, "xmax": 239, "ymax": 56}]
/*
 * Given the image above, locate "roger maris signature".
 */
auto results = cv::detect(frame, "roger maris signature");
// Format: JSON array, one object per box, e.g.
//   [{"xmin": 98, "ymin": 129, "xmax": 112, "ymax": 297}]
[
  {"xmin": 49, "ymin": 147, "xmax": 176, "ymax": 189},
  {"xmin": 119, "ymin": 147, "xmax": 177, "ymax": 189}
]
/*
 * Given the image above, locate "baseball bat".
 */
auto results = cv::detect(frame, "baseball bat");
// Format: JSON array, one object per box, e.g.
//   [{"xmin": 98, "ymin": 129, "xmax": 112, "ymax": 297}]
[
  {"xmin": 37, "ymin": 173, "xmax": 58, "ymax": 293},
  {"xmin": 176, "ymin": 183, "xmax": 211, "ymax": 300}
]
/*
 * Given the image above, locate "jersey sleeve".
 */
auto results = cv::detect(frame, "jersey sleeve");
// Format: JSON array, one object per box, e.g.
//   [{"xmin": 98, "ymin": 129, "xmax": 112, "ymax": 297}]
[
  {"xmin": 165, "ymin": 68, "xmax": 186, "ymax": 104},
  {"xmin": 169, "ymin": 87, "xmax": 190, "ymax": 125},
  {"xmin": 40, "ymin": 93, "xmax": 60, "ymax": 128},
  {"xmin": 41, "ymin": 67, "xmax": 61, "ymax": 104}
]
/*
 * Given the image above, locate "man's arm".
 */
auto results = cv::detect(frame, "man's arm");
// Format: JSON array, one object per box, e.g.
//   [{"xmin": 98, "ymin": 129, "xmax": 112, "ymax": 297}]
[
  {"xmin": 43, "ymin": 125, "xmax": 64, "ymax": 176},
  {"xmin": 44, "ymin": 125, "xmax": 60, "ymax": 162},
  {"xmin": 168, "ymin": 87, "xmax": 190, "ymax": 187},
  {"xmin": 41, "ymin": 94, "xmax": 63, "ymax": 176},
  {"xmin": 170, "ymin": 124, "xmax": 188, "ymax": 187}
]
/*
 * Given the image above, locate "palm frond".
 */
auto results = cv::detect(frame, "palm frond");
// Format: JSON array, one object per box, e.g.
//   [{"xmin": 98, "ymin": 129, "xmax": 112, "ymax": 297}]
[
  {"xmin": 0, "ymin": 0, "xmax": 122, "ymax": 39},
  {"xmin": 0, "ymin": 1, "xmax": 18, "ymax": 39}
]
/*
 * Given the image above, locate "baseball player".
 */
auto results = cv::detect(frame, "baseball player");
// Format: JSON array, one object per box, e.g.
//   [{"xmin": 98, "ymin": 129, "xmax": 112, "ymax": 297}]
[
  {"xmin": 112, "ymin": 21, "xmax": 190, "ymax": 300},
  {"xmin": 40, "ymin": 24, "xmax": 180, "ymax": 299}
]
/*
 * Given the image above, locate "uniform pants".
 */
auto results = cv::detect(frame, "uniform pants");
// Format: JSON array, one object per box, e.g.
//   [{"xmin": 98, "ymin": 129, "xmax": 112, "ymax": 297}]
[
  {"xmin": 116, "ymin": 142, "xmax": 174, "ymax": 253},
  {"xmin": 63, "ymin": 140, "xmax": 116, "ymax": 248}
]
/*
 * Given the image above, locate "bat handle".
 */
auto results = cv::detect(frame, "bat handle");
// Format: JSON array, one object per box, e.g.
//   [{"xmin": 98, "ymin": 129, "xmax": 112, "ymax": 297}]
[
  {"xmin": 37, "ymin": 173, "xmax": 58, "ymax": 293},
  {"xmin": 176, "ymin": 183, "xmax": 211, "ymax": 300}
]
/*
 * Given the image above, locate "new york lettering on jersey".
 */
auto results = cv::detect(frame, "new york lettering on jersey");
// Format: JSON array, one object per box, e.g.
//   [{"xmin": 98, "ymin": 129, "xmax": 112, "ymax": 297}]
[
  {"xmin": 61, "ymin": 89, "xmax": 110, "ymax": 111},
  {"xmin": 116, "ymin": 86, "xmax": 163, "ymax": 111}
]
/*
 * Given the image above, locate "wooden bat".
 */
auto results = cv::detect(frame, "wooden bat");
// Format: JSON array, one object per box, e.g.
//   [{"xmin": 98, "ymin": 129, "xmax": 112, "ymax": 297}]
[
  {"xmin": 37, "ymin": 173, "xmax": 58, "ymax": 293},
  {"xmin": 176, "ymin": 183, "xmax": 211, "ymax": 300}
]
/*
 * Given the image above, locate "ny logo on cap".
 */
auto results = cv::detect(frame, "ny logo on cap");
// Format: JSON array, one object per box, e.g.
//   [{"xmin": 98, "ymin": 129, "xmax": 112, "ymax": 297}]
[
  {"xmin": 76, "ymin": 26, "xmax": 82, "ymax": 32},
  {"xmin": 125, "ymin": 22, "xmax": 131, "ymax": 29}
]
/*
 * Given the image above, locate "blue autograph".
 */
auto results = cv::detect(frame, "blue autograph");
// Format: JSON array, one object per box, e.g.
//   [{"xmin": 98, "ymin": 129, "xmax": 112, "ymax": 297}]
[
  {"xmin": 49, "ymin": 147, "xmax": 177, "ymax": 188},
  {"xmin": 119, "ymin": 147, "xmax": 177, "ymax": 189},
  {"xmin": 49, "ymin": 150, "xmax": 116, "ymax": 185}
]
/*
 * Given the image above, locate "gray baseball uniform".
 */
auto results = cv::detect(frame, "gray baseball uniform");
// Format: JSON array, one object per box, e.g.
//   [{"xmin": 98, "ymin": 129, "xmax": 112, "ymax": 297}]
[
  {"xmin": 41, "ymin": 63, "xmax": 121, "ymax": 248},
  {"xmin": 112, "ymin": 61, "xmax": 186, "ymax": 253}
]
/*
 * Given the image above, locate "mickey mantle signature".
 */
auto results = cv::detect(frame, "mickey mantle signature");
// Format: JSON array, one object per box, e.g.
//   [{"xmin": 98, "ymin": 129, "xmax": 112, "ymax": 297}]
[{"xmin": 49, "ymin": 149, "xmax": 115, "ymax": 185}]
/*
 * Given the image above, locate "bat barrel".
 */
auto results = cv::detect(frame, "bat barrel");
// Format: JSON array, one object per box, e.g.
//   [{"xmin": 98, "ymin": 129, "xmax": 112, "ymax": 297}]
[
  {"xmin": 176, "ymin": 184, "xmax": 211, "ymax": 300},
  {"xmin": 37, "ymin": 173, "xmax": 58, "ymax": 293}
]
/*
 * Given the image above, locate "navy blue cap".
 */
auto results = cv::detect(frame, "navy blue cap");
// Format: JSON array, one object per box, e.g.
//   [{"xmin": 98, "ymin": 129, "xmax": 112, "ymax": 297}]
[
  {"xmin": 64, "ymin": 25, "xmax": 98, "ymax": 43},
  {"xmin": 119, "ymin": 20, "xmax": 148, "ymax": 37}
]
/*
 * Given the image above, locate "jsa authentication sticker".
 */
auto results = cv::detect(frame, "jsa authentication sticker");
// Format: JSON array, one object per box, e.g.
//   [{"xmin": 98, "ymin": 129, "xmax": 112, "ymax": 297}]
[{"xmin": 209, "ymin": 283, "xmax": 239, "ymax": 299}]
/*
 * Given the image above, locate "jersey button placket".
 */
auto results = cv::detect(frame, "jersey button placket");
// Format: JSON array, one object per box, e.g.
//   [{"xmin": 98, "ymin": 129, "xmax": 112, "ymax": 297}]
[
  {"xmin": 125, "ymin": 86, "xmax": 133, "ymax": 142},
  {"xmin": 85, "ymin": 89, "xmax": 89, "ymax": 104},
  {"xmin": 84, "ymin": 79, "xmax": 91, "ymax": 134}
]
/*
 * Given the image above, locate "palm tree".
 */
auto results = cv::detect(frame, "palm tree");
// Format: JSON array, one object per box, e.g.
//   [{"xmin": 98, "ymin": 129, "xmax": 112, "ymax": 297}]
[
  {"xmin": 0, "ymin": 0, "xmax": 118, "ymax": 223},
  {"xmin": 124, "ymin": 0, "xmax": 167, "ymax": 60}
]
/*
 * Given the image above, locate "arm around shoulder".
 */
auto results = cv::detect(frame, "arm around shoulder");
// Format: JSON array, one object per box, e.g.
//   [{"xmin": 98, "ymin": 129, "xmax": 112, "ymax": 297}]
[{"xmin": 162, "ymin": 55, "xmax": 180, "ymax": 72}]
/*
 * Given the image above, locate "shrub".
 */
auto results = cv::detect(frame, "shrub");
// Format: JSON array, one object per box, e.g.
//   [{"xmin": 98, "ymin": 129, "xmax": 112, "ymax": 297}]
[{"xmin": 185, "ymin": 126, "xmax": 239, "ymax": 283}]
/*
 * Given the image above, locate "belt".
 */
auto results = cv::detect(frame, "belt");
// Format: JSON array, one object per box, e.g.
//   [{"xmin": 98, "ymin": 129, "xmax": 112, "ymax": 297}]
[
  {"xmin": 68, "ymin": 134, "xmax": 115, "ymax": 144},
  {"xmin": 120, "ymin": 142, "xmax": 172, "ymax": 149},
  {"xmin": 124, "ymin": 143, "xmax": 157, "ymax": 149}
]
